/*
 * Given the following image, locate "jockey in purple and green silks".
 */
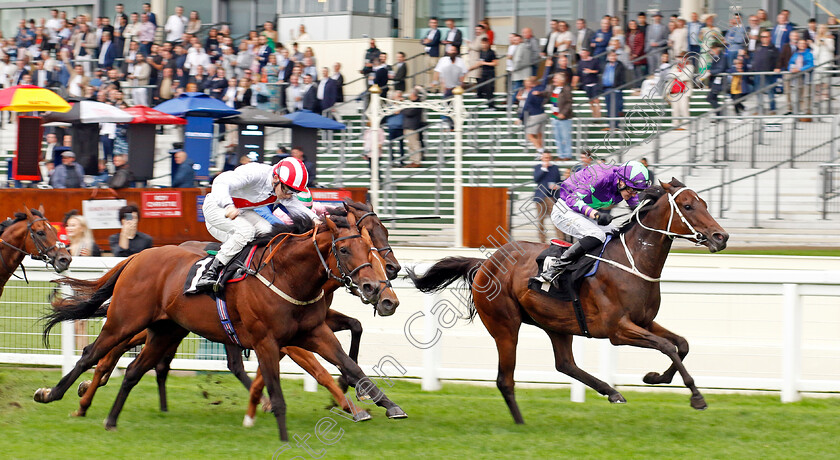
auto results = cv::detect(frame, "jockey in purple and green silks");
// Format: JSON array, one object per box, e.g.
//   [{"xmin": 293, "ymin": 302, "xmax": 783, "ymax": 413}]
[{"xmin": 533, "ymin": 160, "xmax": 651, "ymax": 284}]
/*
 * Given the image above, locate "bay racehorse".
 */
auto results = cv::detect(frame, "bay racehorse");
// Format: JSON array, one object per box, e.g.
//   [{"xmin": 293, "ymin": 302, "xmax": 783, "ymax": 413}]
[
  {"xmin": 408, "ymin": 179, "xmax": 728, "ymax": 423},
  {"xmin": 38, "ymin": 214, "xmax": 406, "ymax": 441},
  {"xmin": 0, "ymin": 206, "xmax": 71, "ymax": 295},
  {"xmin": 70, "ymin": 201, "xmax": 401, "ymax": 424}
]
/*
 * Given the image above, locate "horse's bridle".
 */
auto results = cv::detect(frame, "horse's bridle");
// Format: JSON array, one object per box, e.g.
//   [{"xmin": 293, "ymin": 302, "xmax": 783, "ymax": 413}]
[
  {"xmin": 312, "ymin": 230, "xmax": 377, "ymax": 303},
  {"xmin": 634, "ymin": 187, "xmax": 707, "ymax": 244},
  {"xmin": 355, "ymin": 211, "xmax": 394, "ymax": 259},
  {"xmin": 0, "ymin": 217, "xmax": 66, "ymax": 276}
]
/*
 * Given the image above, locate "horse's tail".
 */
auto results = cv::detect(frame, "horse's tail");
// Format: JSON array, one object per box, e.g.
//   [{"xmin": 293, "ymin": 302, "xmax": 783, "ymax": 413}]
[
  {"xmin": 406, "ymin": 257, "xmax": 485, "ymax": 321},
  {"xmin": 42, "ymin": 256, "xmax": 134, "ymax": 346}
]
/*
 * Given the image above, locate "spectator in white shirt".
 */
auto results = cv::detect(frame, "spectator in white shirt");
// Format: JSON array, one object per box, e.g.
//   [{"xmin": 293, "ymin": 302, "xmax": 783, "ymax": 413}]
[
  {"xmin": 164, "ymin": 6, "xmax": 187, "ymax": 43},
  {"xmin": 185, "ymin": 42, "xmax": 210, "ymax": 76}
]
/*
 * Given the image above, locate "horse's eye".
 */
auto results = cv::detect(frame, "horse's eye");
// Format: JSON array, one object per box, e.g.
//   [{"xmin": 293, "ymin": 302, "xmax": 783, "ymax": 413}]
[
  {"xmin": 339, "ymin": 247, "xmax": 349, "ymax": 254},
  {"xmin": 683, "ymin": 205, "xmax": 692, "ymax": 211},
  {"xmin": 37, "ymin": 231, "xmax": 46, "ymax": 237}
]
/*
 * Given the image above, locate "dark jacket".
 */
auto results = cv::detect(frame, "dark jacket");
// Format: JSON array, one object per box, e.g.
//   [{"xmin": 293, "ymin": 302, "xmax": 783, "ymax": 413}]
[
  {"xmin": 422, "ymin": 29, "xmax": 442, "ymax": 57},
  {"xmin": 302, "ymin": 85, "xmax": 319, "ymax": 112},
  {"xmin": 402, "ymin": 106, "xmax": 424, "ymax": 130},
  {"xmin": 108, "ymin": 231, "xmax": 153, "ymax": 257},
  {"xmin": 332, "ymin": 73, "xmax": 344, "ymax": 102},
  {"xmin": 319, "ymin": 78, "xmax": 339, "ymax": 111},
  {"xmin": 750, "ymin": 44, "xmax": 778, "ymax": 74},
  {"xmin": 109, "ymin": 166, "xmax": 134, "ymax": 189},
  {"xmin": 172, "ymin": 159, "xmax": 195, "ymax": 188},
  {"xmin": 708, "ymin": 51, "xmax": 729, "ymax": 92},
  {"xmin": 776, "ymin": 43, "xmax": 795, "ymax": 71},
  {"xmin": 98, "ymin": 41, "xmax": 120, "ymax": 69},
  {"xmin": 207, "ymin": 77, "xmax": 228, "ymax": 99},
  {"xmin": 601, "ymin": 61, "xmax": 626, "ymax": 88},
  {"xmin": 442, "ymin": 28, "xmax": 463, "ymax": 49},
  {"xmin": 519, "ymin": 81, "xmax": 547, "ymax": 118},
  {"xmin": 373, "ymin": 66, "xmax": 389, "ymax": 88},
  {"xmin": 534, "ymin": 164, "xmax": 562, "ymax": 201},
  {"xmin": 392, "ymin": 62, "xmax": 407, "ymax": 91},
  {"xmin": 549, "ymin": 84, "xmax": 573, "ymax": 120}
]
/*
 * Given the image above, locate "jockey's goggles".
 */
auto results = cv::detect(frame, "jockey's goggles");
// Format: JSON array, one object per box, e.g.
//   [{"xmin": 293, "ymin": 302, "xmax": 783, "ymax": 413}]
[{"xmin": 280, "ymin": 183, "xmax": 300, "ymax": 196}]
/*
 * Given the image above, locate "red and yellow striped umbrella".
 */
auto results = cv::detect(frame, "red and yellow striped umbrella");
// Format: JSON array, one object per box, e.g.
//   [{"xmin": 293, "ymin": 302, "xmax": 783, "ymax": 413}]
[{"xmin": 0, "ymin": 85, "xmax": 71, "ymax": 112}]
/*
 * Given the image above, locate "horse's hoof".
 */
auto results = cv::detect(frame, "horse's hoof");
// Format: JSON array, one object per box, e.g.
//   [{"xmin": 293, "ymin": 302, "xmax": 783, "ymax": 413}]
[
  {"xmin": 353, "ymin": 410, "xmax": 372, "ymax": 422},
  {"xmin": 642, "ymin": 372, "xmax": 662, "ymax": 385},
  {"xmin": 34, "ymin": 388, "xmax": 51, "ymax": 403},
  {"xmin": 71, "ymin": 409, "xmax": 86, "ymax": 417},
  {"xmin": 608, "ymin": 393, "xmax": 627, "ymax": 404},
  {"xmin": 386, "ymin": 406, "xmax": 407, "ymax": 419},
  {"xmin": 104, "ymin": 420, "xmax": 117, "ymax": 431},
  {"xmin": 690, "ymin": 394, "xmax": 708, "ymax": 410},
  {"xmin": 77, "ymin": 380, "xmax": 91, "ymax": 397},
  {"xmin": 243, "ymin": 415, "xmax": 255, "ymax": 428}
]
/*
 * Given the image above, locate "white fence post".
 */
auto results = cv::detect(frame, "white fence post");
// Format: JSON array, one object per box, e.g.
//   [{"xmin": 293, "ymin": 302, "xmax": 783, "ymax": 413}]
[
  {"xmin": 303, "ymin": 373, "xmax": 318, "ymax": 392},
  {"xmin": 599, "ymin": 340, "xmax": 616, "ymax": 388},
  {"xmin": 422, "ymin": 293, "xmax": 442, "ymax": 391},
  {"xmin": 781, "ymin": 283, "xmax": 802, "ymax": 403},
  {"xmin": 570, "ymin": 338, "xmax": 585, "ymax": 402},
  {"xmin": 60, "ymin": 321, "xmax": 75, "ymax": 375}
]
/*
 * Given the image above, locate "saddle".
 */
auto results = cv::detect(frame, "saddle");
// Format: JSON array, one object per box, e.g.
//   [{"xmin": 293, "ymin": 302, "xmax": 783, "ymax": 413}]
[
  {"xmin": 183, "ymin": 243, "xmax": 259, "ymax": 295},
  {"xmin": 526, "ymin": 236, "xmax": 612, "ymax": 338}
]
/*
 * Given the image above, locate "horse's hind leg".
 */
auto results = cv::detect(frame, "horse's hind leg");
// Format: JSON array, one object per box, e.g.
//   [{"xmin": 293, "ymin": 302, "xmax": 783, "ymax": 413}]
[
  {"xmin": 641, "ymin": 321, "xmax": 689, "ymax": 385},
  {"xmin": 610, "ymin": 317, "xmax": 707, "ymax": 410},
  {"xmin": 243, "ymin": 368, "xmax": 265, "ymax": 427},
  {"xmin": 225, "ymin": 344, "xmax": 270, "ymax": 410},
  {"xmin": 154, "ymin": 346, "xmax": 178, "ymax": 412},
  {"xmin": 35, "ymin": 321, "xmax": 144, "ymax": 404},
  {"xmin": 475, "ymin": 296, "xmax": 524, "ymax": 424},
  {"xmin": 74, "ymin": 332, "xmax": 147, "ymax": 417},
  {"xmin": 104, "ymin": 322, "xmax": 189, "ymax": 430},
  {"xmin": 545, "ymin": 331, "xmax": 626, "ymax": 403}
]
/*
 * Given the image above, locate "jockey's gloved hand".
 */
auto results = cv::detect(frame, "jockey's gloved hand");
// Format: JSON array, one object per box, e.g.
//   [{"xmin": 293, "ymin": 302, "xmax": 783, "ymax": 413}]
[
  {"xmin": 224, "ymin": 205, "xmax": 240, "ymax": 220},
  {"xmin": 596, "ymin": 212, "xmax": 613, "ymax": 226}
]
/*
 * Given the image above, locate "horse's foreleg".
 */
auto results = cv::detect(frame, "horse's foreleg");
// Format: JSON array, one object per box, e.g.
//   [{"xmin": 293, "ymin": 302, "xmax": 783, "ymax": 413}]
[
  {"xmin": 104, "ymin": 323, "xmax": 188, "ymax": 430},
  {"xmin": 74, "ymin": 333, "xmax": 146, "ymax": 417},
  {"xmin": 545, "ymin": 331, "xmax": 625, "ymax": 403},
  {"xmin": 642, "ymin": 321, "xmax": 690, "ymax": 385},
  {"xmin": 253, "ymin": 338, "xmax": 288, "ymax": 441},
  {"xmin": 286, "ymin": 346, "xmax": 369, "ymax": 421},
  {"xmin": 298, "ymin": 323, "xmax": 406, "ymax": 420},
  {"xmin": 226, "ymin": 344, "xmax": 270, "ymax": 412},
  {"xmin": 243, "ymin": 368, "xmax": 265, "ymax": 428},
  {"xmin": 610, "ymin": 317, "xmax": 706, "ymax": 410},
  {"xmin": 324, "ymin": 310, "xmax": 363, "ymax": 393}
]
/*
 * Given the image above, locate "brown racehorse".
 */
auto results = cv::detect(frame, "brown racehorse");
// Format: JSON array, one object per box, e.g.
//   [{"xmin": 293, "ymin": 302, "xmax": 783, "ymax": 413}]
[
  {"xmin": 37, "ymin": 214, "xmax": 406, "ymax": 441},
  {"xmin": 408, "ymin": 179, "xmax": 729, "ymax": 423},
  {"xmin": 70, "ymin": 201, "xmax": 401, "ymax": 424},
  {"xmin": 0, "ymin": 206, "xmax": 72, "ymax": 294}
]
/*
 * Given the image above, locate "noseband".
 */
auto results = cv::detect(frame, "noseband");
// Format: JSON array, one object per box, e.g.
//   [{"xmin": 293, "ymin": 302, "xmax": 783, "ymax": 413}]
[
  {"xmin": 0, "ymin": 217, "xmax": 66, "ymax": 279},
  {"xmin": 635, "ymin": 187, "xmax": 707, "ymax": 244}
]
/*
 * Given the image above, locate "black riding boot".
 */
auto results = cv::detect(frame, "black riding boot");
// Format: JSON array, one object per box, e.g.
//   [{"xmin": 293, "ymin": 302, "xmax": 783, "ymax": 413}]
[
  {"xmin": 533, "ymin": 236, "xmax": 603, "ymax": 284},
  {"xmin": 193, "ymin": 258, "xmax": 225, "ymax": 293}
]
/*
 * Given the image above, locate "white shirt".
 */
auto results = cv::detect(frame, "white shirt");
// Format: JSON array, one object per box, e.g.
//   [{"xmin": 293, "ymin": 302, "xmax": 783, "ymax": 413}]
[
  {"xmin": 98, "ymin": 41, "xmax": 111, "ymax": 65},
  {"xmin": 223, "ymin": 87, "xmax": 237, "ymax": 108},
  {"xmin": 164, "ymin": 14, "xmax": 186, "ymax": 42},
  {"xmin": 317, "ymin": 78, "xmax": 328, "ymax": 99},
  {"xmin": 557, "ymin": 31, "xmax": 574, "ymax": 53},
  {"xmin": 506, "ymin": 44, "xmax": 518, "ymax": 71},
  {"xmin": 184, "ymin": 50, "xmax": 210, "ymax": 75},
  {"xmin": 576, "ymin": 29, "xmax": 586, "ymax": 47},
  {"xmin": 209, "ymin": 163, "xmax": 317, "ymax": 222},
  {"xmin": 68, "ymin": 75, "xmax": 83, "ymax": 97},
  {"xmin": 425, "ymin": 28, "xmax": 437, "ymax": 52},
  {"xmin": 434, "ymin": 56, "xmax": 467, "ymax": 88},
  {"xmin": 446, "ymin": 29, "xmax": 457, "ymax": 42},
  {"xmin": 546, "ymin": 31, "xmax": 560, "ymax": 55},
  {"xmin": 748, "ymin": 26, "xmax": 761, "ymax": 51}
]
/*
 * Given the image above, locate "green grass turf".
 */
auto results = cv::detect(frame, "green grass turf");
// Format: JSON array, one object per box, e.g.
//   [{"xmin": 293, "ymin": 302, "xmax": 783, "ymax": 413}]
[{"xmin": 0, "ymin": 367, "xmax": 838, "ymax": 459}]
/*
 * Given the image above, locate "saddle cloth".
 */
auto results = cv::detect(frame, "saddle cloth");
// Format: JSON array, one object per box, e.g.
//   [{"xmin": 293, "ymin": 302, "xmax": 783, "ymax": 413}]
[
  {"xmin": 527, "ymin": 235, "xmax": 611, "ymax": 301},
  {"xmin": 183, "ymin": 243, "xmax": 259, "ymax": 294}
]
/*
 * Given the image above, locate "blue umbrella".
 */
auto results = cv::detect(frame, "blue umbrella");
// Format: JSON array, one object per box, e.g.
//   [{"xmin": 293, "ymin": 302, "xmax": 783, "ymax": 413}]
[
  {"xmin": 284, "ymin": 110, "xmax": 346, "ymax": 130},
  {"xmin": 153, "ymin": 92, "xmax": 240, "ymax": 118}
]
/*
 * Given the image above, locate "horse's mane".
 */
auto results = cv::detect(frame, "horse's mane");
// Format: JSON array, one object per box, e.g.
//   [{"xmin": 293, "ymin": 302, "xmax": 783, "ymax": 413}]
[
  {"xmin": 343, "ymin": 199, "xmax": 372, "ymax": 213},
  {"xmin": 251, "ymin": 213, "xmax": 353, "ymax": 247},
  {"xmin": 616, "ymin": 178, "xmax": 685, "ymax": 233},
  {"xmin": 0, "ymin": 210, "xmax": 44, "ymax": 235}
]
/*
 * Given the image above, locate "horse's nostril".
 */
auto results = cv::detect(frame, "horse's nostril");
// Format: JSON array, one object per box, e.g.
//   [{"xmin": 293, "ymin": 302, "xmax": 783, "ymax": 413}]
[{"xmin": 362, "ymin": 283, "xmax": 377, "ymax": 296}]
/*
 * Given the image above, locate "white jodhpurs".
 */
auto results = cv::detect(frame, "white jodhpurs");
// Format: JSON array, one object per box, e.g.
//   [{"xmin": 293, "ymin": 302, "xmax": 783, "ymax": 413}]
[
  {"xmin": 203, "ymin": 195, "xmax": 274, "ymax": 264},
  {"xmin": 550, "ymin": 199, "xmax": 618, "ymax": 243}
]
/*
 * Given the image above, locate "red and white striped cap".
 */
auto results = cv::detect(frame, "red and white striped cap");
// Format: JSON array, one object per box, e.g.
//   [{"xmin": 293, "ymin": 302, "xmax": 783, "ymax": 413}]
[{"xmin": 272, "ymin": 157, "xmax": 310, "ymax": 193}]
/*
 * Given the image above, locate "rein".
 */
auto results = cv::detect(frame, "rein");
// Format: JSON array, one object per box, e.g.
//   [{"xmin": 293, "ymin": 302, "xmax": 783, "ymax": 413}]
[
  {"xmin": 585, "ymin": 187, "xmax": 705, "ymax": 283},
  {"xmin": 355, "ymin": 211, "xmax": 393, "ymax": 258},
  {"xmin": 249, "ymin": 226, "xmax": 325, "ymax": 305}
]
